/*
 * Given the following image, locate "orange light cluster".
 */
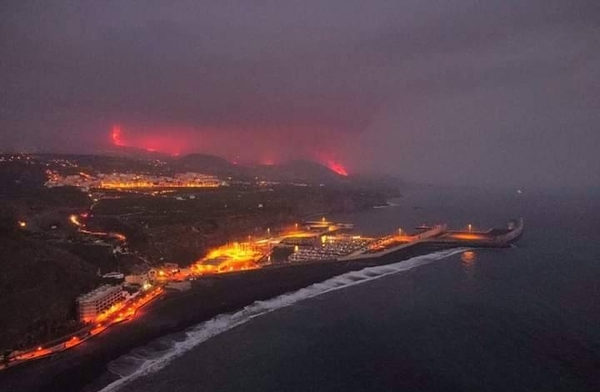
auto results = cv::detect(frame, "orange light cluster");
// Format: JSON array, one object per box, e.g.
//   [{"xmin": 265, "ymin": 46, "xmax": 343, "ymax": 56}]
[
  {"xmin": 204, "ymin": 242, "xmax": 262, "ymax": 261},
  {"xmin": 93, "ymin": 286, "xmax": 163, "ymax": 324},
  {"xmin": 194, "ymin": 242, "xmax": 263, "ymax": 274},
  {"xmin": 450, "ymin": 233, "xmax": 487, "ymax": 241},
  {"xmin": 95, "ymin": 301, "xmax": 126, "ymax": 323},
  {"xmin": 195, "ymin": 260, "xmax": 259, "ymax": 274},
  {"xmin": 64, "ymin": 336, "xmax": 81, "ymax": 349},
  {"xmin": 19, "ymin": 347, "xmax": 52, "ymax": 360},
  {"xmin": 98, "ymin": 181, "xmax": 219, "ymax": 189},
  {"xmin": 9, "ymin": 287, "xmax": 164, "ymax": 367}
]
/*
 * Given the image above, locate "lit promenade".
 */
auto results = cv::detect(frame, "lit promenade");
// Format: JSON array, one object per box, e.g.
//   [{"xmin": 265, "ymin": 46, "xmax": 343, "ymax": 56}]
[{"xmin": 0, "ymin": 286, "xmax": 163, "ymax": 370}]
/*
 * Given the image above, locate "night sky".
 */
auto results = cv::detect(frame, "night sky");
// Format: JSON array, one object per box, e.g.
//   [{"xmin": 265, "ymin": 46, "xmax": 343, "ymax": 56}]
[{"xmin": 1, "ymin": 1, "xmax": 599, "ymax": 188}]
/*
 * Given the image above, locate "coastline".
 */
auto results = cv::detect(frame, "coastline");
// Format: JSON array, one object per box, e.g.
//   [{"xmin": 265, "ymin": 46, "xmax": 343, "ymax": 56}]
[{"xmin": 0, "ymin": 242, "xmax": 453, "ymax": 392}]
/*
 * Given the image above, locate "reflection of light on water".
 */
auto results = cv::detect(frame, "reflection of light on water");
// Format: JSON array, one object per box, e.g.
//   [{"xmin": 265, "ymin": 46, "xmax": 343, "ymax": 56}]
[
  {"xmin": 461, "ymin": 250, "xmax": 476, "ymax": 264},
  {"xmin": 461, "ymin": 251, "xmax": 476, "ymax": 278}
]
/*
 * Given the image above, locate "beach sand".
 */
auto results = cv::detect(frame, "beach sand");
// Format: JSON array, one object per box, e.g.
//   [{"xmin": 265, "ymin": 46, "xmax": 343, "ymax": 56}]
[{"xmin": 0, "ymin": 243, "xmax": 448, "ymax": 392}]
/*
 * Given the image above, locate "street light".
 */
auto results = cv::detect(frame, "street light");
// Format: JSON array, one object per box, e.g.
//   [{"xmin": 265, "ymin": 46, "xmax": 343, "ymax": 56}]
[{"xmin": 468, "ymin": 224, "xmax": 472, "ymax": 233}]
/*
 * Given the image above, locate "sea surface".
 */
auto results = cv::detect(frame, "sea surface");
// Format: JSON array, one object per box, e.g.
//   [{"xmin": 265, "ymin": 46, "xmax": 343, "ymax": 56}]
[{"xmin": 101, "ymin": 187, "xmax": 600, "ymax": 392}]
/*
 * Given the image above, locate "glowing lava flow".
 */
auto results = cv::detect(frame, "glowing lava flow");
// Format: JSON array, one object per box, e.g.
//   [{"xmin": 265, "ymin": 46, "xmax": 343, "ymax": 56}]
[
  {"xmin": 314, "ymin": 152, "xmax": 349, "ymax": 176},
  {"xmin": 112, "ymin": 125, "xmax": 125, "ymax": 147},
  {"xmin": 109, "ymin": 124, "xmax": 349, "ymax": 172},
  {"xmin": 110, "ymin": 125, "xmax": 183, "ymax": 155},
  {"xmin": 327, "ymin": 161, "xmax": 349, "ymax": 176}
]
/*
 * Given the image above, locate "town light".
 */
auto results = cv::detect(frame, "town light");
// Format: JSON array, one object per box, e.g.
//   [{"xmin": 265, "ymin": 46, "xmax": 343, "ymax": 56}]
[{"xmin": 69, "ymin": 215, "xmax": 80, "ymax": 226}]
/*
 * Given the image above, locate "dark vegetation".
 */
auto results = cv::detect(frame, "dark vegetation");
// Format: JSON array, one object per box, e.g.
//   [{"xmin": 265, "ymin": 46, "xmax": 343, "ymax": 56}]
[
  {"xmin": 0, "ymin": 223, "xmax": 99, "ymax": 351},
  {"xmin": 0, "ymin": 153, "xmax": 401, "ymax": 352}
]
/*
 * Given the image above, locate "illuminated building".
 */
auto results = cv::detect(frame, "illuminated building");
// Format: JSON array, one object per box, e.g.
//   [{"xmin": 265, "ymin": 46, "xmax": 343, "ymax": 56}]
[
  {"xmin": 125, "ymin": 274, "xmax": 149, "ymax": 286},
  {"xmin": 77, "ymin": 285, "xmax": 123, "ymax": 323}
]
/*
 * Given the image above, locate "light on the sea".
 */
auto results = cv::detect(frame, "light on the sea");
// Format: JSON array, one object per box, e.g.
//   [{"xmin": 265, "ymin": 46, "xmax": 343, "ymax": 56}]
[{"xmin": 461, "ymin": 251, "xmax": 476, "ymax": 266}]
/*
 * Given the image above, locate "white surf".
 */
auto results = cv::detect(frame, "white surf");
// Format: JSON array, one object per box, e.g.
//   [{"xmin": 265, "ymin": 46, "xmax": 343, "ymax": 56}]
[{"xmin": 99, "ymin": 248, "xmax": 466, "ymax": 392}]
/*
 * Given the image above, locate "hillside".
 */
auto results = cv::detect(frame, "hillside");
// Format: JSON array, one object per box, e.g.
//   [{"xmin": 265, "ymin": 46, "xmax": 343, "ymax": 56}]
[{"xmin": 0, "ymin": 234, "xmax": 99, "ymax": 352}]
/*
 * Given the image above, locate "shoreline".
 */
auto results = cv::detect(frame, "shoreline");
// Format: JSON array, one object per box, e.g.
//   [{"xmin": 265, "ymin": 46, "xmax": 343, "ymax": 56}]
[{"xmin": 0, "ymin": 242, "xmax": 454, "ymax": 392}]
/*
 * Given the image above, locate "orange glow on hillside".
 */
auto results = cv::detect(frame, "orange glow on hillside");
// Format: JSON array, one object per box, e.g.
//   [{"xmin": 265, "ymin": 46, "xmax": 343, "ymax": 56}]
[
  {"xmin": 260, "ymin": 157, "xmax": 276, "ymax": 165},
  {"xmin": 314, "ymin": 152, "xmax": 349, "ymax": 176},
  {"xmin": 327, "ymin": 161, "xmax": 348, "ymax": 176},
  {"xmin": 108, "ymin": 124, "xmax": 351, "ymax": 168},
  {"xmin": 112, "ymin": 125, "xmax": 125, "ymax": 146}
]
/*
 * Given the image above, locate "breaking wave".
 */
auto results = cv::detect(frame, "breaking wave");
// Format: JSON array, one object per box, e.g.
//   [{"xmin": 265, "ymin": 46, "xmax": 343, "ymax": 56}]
[{"xmin": 99, "ymin": 248, "xmax": 466, "ymax": 391}]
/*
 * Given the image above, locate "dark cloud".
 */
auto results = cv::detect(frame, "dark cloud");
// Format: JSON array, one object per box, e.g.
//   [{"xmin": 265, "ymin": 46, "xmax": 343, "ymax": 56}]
[{"xmin": 1, "ymin": 0, "xmax": 599, "ymax": 187}]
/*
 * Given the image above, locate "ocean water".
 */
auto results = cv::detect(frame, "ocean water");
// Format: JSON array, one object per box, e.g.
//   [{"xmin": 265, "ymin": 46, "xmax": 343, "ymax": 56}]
[{"xmin": 101, "ymin": 187, "xmax": 600, "ymax": 392}]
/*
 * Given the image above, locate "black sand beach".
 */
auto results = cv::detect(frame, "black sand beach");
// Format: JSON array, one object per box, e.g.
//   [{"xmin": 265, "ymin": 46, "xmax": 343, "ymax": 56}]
[{"xmin": 0, "ymin": 243, "xmax": 450, "ymax": 392}]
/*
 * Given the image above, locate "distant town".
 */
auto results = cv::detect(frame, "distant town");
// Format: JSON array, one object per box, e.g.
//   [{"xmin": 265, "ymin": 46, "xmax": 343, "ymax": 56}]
[{"xmin": 45, "ymin": 171, "xmax": 225, "ymax": 191}]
